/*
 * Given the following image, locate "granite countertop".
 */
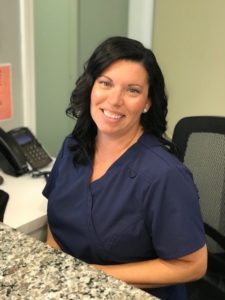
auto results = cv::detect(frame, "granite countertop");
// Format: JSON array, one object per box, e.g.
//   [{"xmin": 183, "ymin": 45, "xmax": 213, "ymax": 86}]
[{"xmin": 0, "ymin": 223, "xmax": 159, "ymax": 300}]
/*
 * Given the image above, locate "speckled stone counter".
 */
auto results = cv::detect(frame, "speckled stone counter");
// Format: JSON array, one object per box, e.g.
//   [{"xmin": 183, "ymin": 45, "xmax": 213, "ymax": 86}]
[{"xmin": 0, "ymin": 223, "xmax": 159, "ymax": 299}]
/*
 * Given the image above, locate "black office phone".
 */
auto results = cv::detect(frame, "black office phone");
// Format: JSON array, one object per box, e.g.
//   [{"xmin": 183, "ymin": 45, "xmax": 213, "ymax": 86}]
[{"xmin": 0, "ymin": 127, "xmax": 52, "ymax": 176}]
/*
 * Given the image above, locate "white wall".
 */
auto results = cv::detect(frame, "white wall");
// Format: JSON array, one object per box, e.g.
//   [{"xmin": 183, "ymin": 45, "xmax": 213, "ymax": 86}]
[{"xmin": 153, "ymin": 0, "xmax": 225, "ymax": 137}]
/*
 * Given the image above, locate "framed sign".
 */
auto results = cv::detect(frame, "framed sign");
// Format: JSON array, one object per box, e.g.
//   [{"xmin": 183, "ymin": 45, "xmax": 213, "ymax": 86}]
[{"xmin": 0, "ymin": 64, "xmax": 13, "ymax": 121}]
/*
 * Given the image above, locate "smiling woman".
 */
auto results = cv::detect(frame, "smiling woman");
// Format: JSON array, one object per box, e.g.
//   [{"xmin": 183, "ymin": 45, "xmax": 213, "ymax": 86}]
[
  {"xmin": 90, "ymin": 60, "xmax": 150, "ymax": 140},
  {"xmin": 43, "ymin": 36, "xmax": 207, "ymax": 300},
  {"xmin": 89, "ymin": 60, "xmax": 151, "ymax": 182}
]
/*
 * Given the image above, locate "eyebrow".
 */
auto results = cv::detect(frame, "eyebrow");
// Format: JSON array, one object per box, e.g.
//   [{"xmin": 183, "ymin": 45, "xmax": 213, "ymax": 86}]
[
  {"xmin": 98, "ymin": 75, "xmax": 112, "ymax": 81},
  {"xmin": 99, "ymin": 75, "xmax": 143, "ymax": 87}
]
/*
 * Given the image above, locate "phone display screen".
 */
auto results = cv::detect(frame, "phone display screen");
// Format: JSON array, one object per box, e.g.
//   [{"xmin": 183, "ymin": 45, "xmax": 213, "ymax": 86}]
[{"xmin": 12, "ymin": 133, "xmax": 33, "ymax": 145}]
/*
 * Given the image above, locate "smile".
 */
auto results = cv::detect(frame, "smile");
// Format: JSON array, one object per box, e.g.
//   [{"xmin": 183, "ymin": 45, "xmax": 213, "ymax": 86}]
[{"xmin": 102, "ymin": 109, "xmax": 124, "ymax": 120}]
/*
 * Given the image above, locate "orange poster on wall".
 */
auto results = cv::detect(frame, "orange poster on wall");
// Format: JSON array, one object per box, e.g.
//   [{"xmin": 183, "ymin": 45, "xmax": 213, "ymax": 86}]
[{"xmin": 0, "ymin": 64, "xmax": 13, "ymax": 120}]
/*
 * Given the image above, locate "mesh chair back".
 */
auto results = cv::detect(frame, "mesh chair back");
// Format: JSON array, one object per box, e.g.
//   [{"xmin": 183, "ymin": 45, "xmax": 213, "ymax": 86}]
[
  {"xmin": 172, "ymin": 116, "xmax": 225, "ymax": 253},
  {"xmin": 184, "ymin": 132, "xmax": 225, "ymax": 252}
]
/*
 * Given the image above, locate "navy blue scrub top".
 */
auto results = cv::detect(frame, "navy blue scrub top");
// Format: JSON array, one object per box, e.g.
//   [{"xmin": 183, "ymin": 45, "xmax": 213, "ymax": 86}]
[{"xmin": 43, "ymin": 133, "xmax": 206, "ymax": 300}]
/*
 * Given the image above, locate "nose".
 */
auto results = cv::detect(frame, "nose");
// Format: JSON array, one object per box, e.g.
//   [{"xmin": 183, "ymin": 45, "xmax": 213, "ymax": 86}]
[{"xmin": 108, "ymin": 88, "xmax": 124, "ymax": 106}]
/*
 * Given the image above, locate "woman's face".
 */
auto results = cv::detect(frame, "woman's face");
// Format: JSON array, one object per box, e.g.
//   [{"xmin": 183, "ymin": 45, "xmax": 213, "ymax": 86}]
[{"xmin": 90, "ymin": 60, "xmax": 151, "ymax": 139}]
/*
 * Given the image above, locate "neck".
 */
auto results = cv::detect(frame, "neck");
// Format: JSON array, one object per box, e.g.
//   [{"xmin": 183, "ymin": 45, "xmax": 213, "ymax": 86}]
[
  {"xmin": 91, "ymin": 127, "xmax": 143, "ymax": 182},
  {"xmin": 95, "ymin": 127, "xmax": 144, "ymax": 159}
]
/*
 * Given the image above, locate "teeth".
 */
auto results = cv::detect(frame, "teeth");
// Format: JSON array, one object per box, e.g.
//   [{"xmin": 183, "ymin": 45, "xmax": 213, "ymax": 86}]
[{"xmin": 103, "ymin": 109, "xmax": 123, "ymax": 119}]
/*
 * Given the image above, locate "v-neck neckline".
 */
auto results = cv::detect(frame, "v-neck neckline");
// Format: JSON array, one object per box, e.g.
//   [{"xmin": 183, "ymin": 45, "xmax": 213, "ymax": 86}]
[{"xmin": 90, "ymin": 133, "xmax": 144, "ymax": 186}]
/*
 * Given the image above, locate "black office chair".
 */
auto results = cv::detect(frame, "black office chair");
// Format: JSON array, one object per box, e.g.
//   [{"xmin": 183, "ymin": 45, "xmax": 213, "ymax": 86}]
[{"xmin": 172, "ymin": 116, "xmax": 225, "ymax": 300}]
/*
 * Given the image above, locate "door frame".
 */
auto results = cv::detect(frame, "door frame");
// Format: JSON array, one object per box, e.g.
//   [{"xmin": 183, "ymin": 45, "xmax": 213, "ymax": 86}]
[{"xmin": 19, "ymin": 0, "xmax": 36, "ymax": 133}]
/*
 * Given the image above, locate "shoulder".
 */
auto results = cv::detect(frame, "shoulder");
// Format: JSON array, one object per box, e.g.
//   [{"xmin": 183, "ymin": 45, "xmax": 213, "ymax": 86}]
[
  {"xmin": 130, "ymin": 133, "xmax": 193, "ymax": 184},
  {"xmin": 49, "ymin": 134, "xmax": 77, "ymax": 172},
  {"xmin": 62, "ymin": 134, "xmax": 77, "ymax": 148},
  {"xmin": 58, "ymin": 134, "xmax": 77, "ymax": 157}
]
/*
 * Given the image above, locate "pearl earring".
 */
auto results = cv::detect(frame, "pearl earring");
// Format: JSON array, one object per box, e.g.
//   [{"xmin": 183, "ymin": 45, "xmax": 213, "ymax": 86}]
[{"xmin": 143, "ymin": 108, "xmax": 148, "ymax": 113}]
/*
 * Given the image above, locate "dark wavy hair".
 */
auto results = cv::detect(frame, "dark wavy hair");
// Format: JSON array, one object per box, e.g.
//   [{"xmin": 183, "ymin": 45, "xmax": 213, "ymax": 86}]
[{"xmin": 66, "ymin": 36, "xmax": 173, "ymax": 164}]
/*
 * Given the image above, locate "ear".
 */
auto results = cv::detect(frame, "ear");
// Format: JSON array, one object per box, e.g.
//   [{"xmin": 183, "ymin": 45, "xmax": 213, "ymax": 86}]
[{"xmin": 143, "ymin": 100, "xmax": 151, "ymax": 113}]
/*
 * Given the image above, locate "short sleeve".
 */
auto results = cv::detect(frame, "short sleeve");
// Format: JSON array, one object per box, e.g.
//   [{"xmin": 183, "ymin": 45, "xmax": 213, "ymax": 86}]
[
  {"xmin": 144, "ymin": 165, "xmax": 206, "ymax": 259},
  {"xmin": 42, "ymin": 137, "xmax": 67, "ymax": 198}
]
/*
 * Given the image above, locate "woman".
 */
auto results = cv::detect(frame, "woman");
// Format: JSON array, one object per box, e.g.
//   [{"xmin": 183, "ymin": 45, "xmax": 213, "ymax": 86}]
[{"xmin": 43, "ymin": 36, "xmax": 207, "ymax": 300}]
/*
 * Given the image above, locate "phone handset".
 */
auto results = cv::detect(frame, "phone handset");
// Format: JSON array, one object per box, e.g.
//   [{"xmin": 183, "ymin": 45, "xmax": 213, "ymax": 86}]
[{"xmin": 0, "ymin": 127, "xmax": 29, "ymax": 176}]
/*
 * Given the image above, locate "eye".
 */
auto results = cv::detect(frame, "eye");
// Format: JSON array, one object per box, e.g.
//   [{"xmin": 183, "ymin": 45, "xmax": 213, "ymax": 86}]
[
  {"xmin": 98, "ymin": 79, "xmax": 112, "ymax": 88},
  {"xmin": 127, "ymin": 87, "xmax": 141, "ymax": 95}
]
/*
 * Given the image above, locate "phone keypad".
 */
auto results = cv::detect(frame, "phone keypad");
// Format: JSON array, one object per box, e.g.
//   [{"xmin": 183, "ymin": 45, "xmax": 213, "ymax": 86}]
[{"xmin": 22, "ymin": 142, "xmax": 52, "ymax": 170}]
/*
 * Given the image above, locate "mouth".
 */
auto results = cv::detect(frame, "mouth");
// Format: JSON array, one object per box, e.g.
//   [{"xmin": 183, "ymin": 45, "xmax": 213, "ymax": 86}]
[{"xmin": 101, "ymin": 109, "xmax": 125, "ymax": 120}]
